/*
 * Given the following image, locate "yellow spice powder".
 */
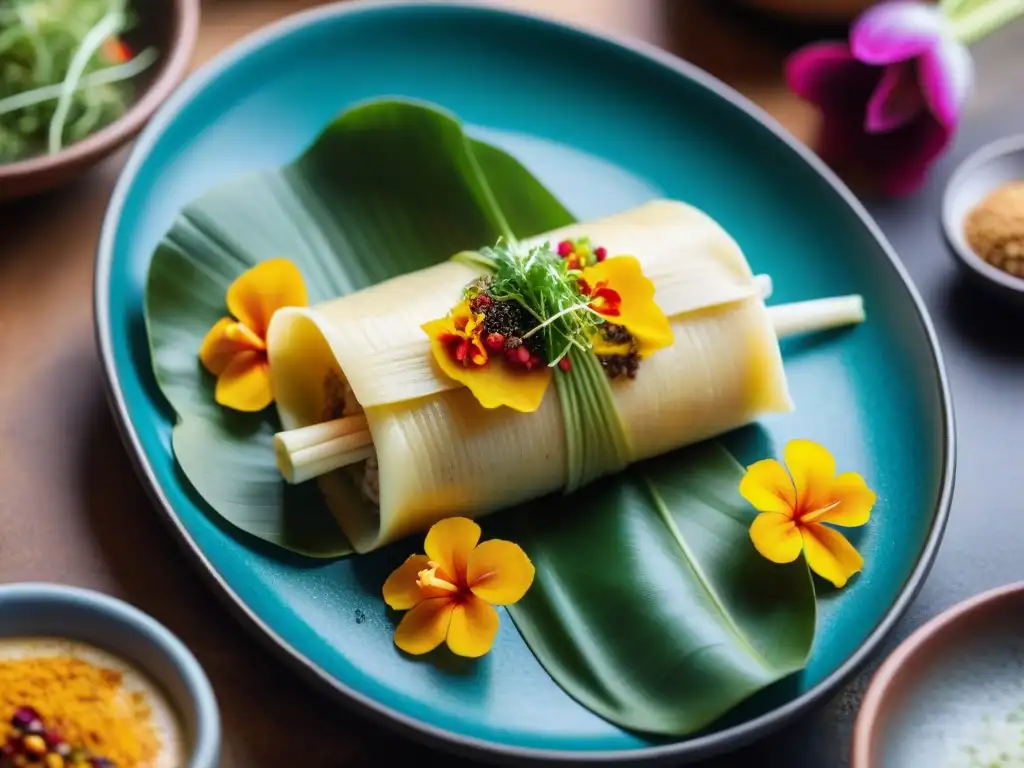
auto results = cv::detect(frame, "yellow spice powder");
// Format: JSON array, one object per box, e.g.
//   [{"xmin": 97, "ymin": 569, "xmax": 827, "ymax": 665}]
[{"xmin": 1, "ymin": 656, "xmax": 160, "ymax": 767}]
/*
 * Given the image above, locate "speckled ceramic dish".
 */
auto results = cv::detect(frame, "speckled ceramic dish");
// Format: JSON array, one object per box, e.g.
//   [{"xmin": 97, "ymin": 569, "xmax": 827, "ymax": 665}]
[
  {"xmin": 95, "ymin": 1, "xmax": 954, "ymax": 763},
  {"xmin": 943, "ymin": 134, "xmax": 1024, "ymax": 304},
  {"xmin": 852, "ymin": 582, "xmax": 1024, "ymax": 768},
  {"xmin": 0, "ymin": 583, "xmax": 220, "ymax": 767}
]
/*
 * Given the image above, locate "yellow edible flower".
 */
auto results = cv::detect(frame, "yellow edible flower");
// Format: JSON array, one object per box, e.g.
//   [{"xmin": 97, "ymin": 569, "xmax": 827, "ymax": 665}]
[
  {"xmin": 423, "ymin": 302, "xmax": 551, "ymax": 414},
  {"xmin": 740, "ymin": 439, "xmax": 876, "ymax": 588},
  {"xmin": 383, "ymin": 517, "xmax": 535, "ymax": 658},
  {"xmin": 199, "ymin": 259, "xmax": 308, "ymax": 412},
  {"xmin": 581, "ymin": 256, "xmax": 674, "ymax": 357}
]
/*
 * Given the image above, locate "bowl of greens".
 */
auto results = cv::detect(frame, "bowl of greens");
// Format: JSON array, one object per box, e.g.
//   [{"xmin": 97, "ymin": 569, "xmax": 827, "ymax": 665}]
[{"xmin": 0, "ymin": 0, "xmax": 199, "ymax": 202}]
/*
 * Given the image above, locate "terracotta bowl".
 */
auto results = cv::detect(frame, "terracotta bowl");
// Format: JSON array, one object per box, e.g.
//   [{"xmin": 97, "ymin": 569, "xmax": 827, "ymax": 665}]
[
  {"xmin": 0, "ymin": 0, "xmax": 200, "ymax": 202},
  {"xmin": 853, "ymin": 582, "xmax": 1024, "ymax": 768}
]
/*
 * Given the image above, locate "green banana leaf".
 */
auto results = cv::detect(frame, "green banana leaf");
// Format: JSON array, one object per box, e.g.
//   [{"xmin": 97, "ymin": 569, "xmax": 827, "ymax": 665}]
[
  {"xmin": 506, "ymin": 443, "xmax": 815, "ymax": 735},
  {"xmin": 145, "ymin": 98, "xmax": 574, "ymax": 556},
  {"xmin": 143, "ymin": 97, "xmax": 815, "ymax": 735}
]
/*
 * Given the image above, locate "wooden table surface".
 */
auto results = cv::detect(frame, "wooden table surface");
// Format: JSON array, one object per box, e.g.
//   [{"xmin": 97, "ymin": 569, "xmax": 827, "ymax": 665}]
[{"xmin": 0, "ymin": 2, "xmax": 828, "ymax": 765}]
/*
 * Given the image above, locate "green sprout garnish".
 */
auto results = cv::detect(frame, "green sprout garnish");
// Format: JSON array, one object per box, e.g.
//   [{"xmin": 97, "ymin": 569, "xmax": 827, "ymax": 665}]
[{"xmin": 464, "ymin": 240, "xmax": 605, "ymax": 368}]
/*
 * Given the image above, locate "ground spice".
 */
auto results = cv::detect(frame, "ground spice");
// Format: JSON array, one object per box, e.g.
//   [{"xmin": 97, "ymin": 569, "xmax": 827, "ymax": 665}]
[
  {"xmin": 963, "ymin": 181, "xmax": 1024, "ymax": 278},
  {"xmin": 0, "ymin": 656, "xmax": 160, "ymax": 768},
  {"xmin": 597, "ymin": 323, "xmax": 641, "ymax": 380}
]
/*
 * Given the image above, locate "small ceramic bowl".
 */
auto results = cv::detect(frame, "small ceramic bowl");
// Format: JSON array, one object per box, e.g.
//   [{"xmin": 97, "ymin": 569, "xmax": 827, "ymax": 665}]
[
  {"xmin": 0, "ymin": 583, "xmax": 220, "ymax": 767},
  {"xmin": 0, "ymin": 0, "xmax": 200, "ymax": 202},
  {"xmin": 852, "ymin": 582, "xmax": 1024, "ymax": 768},
  {"xmin": 943, "ymin": 134, "xmax": 1024, "ymax": 305}
]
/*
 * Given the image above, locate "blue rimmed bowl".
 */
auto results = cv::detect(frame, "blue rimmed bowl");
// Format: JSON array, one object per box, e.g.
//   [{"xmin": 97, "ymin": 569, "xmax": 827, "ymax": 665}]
[
  {"xmin": 0, "ymin": 583, "xmax": 220, "ymax": 767},
  {"xmin": 94, "ymin": 1, "xmax": 954, "ymax": 763}
]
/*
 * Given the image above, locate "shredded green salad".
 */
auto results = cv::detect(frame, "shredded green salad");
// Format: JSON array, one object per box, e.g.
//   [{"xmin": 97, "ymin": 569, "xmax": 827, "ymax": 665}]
[{"xmin": 0, "ymin": 0, "xmax": 157, "ymax": 163}]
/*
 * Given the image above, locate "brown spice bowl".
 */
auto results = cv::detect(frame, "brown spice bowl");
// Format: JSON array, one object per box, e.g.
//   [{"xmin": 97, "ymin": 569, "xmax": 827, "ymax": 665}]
[
  {"xmin": 0, "ymin": 0, "xmax": 200, "ymax": 203},
  {"xmin": 852, "ymin": 582, "xmax": 1024, "ymax": 768}
]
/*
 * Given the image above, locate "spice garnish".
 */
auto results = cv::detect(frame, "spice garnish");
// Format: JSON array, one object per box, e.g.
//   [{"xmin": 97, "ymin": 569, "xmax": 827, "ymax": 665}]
[
  {"xmin": 199, "ymin": 258, "xmax": 308, "ymax": 412},
  {"xmin": 0, "ymin": 655, "xmax": 162, "ymax": 767},
  {"xmin": 383, "ymin": 517, "xmax": 535, "ymax": 658},
  {"xmin": 963, "ymin": 180, "xmax": 1024, "ymax": 279},
  {"xmin": 740, "ymin": 439, "xmax": 876, "ymax": 588},
  {"xmin": 2, "ymin": 706, "xmax": 116, "ymax": 767},
  {"xmin": 428, "ymin": 238, "xmax": 673, "ymax": 409}
]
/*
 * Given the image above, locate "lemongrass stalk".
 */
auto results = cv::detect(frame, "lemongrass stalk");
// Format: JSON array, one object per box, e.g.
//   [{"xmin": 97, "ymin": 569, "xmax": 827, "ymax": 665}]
[
  {"xmin": 768, "ymin": 295, "xmax": 865, "ymax": 339},
  {"xmin": 755, "ymin": 273, "xmax": 773, "ymax": 299},
  {"xmin": 273, "ymin": 288, "xmax": 862, "ymax": 485},
  {"xmin": 274, "ymin": 416, "xmax": 372, "ymax": 484}
]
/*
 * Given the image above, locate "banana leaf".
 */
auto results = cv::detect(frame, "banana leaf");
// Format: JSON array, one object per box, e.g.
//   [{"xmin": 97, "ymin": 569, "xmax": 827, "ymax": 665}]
[
  {"xmin": 506, "ymin": 443, "xmax": 815, "ymax": 735},
  {"xmin": 143, "ymin": 97, "xmax": 815, "ymax": 735},
  {"xmin": 145, "ymin": 98, "xmax": 574, "ymax": 556}
]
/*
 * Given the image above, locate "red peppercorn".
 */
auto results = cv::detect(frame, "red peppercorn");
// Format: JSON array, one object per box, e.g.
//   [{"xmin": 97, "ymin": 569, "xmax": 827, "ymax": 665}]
[
  {"xmin": 595, "ymin": 246, "xmax": 607, "ymax": 262},
  {"xmin": 557, "ymin": 240, "xmax": 574, "ymax": 257},
  {"xmin": 484, "ymin": 333, "xmax": 505, "ymax": 351},
  {"xmin": 558, "ymin": 357, "xmax": 571, "ymax": 372},
  {"xmin": 471, "ymin": 294, "xmax": 492, "ymax": 311}
]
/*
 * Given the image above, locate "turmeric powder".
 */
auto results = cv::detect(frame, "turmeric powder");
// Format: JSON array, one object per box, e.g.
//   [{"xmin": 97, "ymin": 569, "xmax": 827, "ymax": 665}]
[{"xmin": 1, "ymin": 653, "xmax": 162, "ymax": 767}]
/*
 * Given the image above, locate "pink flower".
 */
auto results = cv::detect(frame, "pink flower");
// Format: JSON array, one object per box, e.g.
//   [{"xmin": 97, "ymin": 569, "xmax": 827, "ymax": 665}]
[{"xmin": 786, "ymin": 1, "xmax": 973, "ymax": 196}]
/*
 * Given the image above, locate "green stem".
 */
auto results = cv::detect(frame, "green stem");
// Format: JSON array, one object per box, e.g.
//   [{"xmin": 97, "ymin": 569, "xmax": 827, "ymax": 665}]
[
  {"xmin": 47, "ymin": 1, "xmax": 127, "ymax": 154},
  {"xmin": 950, "ymin": 0, "xmax": 1024, "ymax": 44},
  {"xmin": 0, "ymin": 48, "xmax": 157, "ymax": 118}
]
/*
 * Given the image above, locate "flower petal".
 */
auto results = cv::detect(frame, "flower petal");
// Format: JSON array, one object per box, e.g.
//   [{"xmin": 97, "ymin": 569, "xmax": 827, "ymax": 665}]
[
  {"xmin": 199, "ymin": 318, "xmax": 264, "ymax": 376},
  {"xmin": 214, "ymin": 350, "xmax": 272, "ymax": 412},
  {"xmin": 581, "ymin": 257, "xmax": 673, "ymax": 357},
  {"xmin": 423, "ymin": 317, "xmax": 552, "ymax": 413},
  {"xmin": 739, "ymin": 459, "xmax": 796, "ymax": 516},
  {"xmin": 383, "ymin": 554, "xmax": 444, "ymax": 610},
  {"xmin": 393, "ymin": 597, "xmax": 455, "ymax": 655},
  {"xmin": 785, "ymin": 42, "xmax": 876, "ymax": 113},
  {"xmin": 424, "ymin": 517, "xmax": 481, "ymax": 584},
  {"xmin": 877, "ymin": 114, "xmax": 951, "ymax": 196},
  {"xmin": 805, "ymin": 472, "xmax": 877, "ymax": 527},
  {"xmin": 446, "ymin": 595, "xmax": 500, "ymax": 658},
  {"xmin": 801, "ymin": 523, "xmax": 864, "ymax": 588},
  {"xmin": 784, "ymin": 439, "xmax": 836, "ymax": 516},
  {"xmin": 749, "ymin": 512, "xmax": 803, "ymax": 564},
  {"xmin": 227, "ymin": 259, "xmax": 308, "ymax": 339},
  {"xmin": 851, "ymin": 1, "xmax": 943, "ymax": 65},
  {"xmin": 467, "ymin": 539, "xmax": 535, "ymax": 605},
  {"xmin": 919, "ymin": 37, "xmax": 972, "ymax": 129},
  {"xmin": 865, "ymin": 62, "xmax": 925, "ymax": 134}
]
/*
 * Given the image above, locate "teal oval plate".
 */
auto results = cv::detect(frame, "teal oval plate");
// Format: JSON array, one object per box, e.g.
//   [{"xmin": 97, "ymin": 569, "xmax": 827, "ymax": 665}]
[{"xmin": 95, "ymin": 2, "xmax": 955, "ymax": 763}]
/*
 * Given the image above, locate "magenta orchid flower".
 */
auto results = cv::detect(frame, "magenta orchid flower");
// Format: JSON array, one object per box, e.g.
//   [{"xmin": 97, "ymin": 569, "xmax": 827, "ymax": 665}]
[{"xmin": 786, "ymin": 1, "xmax": 973, "ymax": 196}]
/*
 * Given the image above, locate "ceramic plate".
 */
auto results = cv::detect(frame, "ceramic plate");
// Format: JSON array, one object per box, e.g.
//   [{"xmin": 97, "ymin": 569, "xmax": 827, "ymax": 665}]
[{"xmin": 95, "ymin": 2, "xmax": 955, "ymax": 763}]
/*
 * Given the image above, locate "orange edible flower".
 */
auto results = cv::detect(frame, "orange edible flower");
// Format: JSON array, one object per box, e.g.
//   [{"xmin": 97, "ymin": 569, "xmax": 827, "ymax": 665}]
[
  {"xmin": 199, "ymin": 259, "xmax": 308, "ymax": 412},
  {"xmin": 740, "ymin": 439, "xmax": 876, "ymax": 588},
  {"xmin": 383, "ymin": 518, "xmax": 535, "ymax": 658},
  {"xmin": 435, "ymin": 301, "xmax": 489, "ymax": 368},
  {"xmin": 580, "ymin": 279, "xmax": 622, "ymax": 317},
  {"xmin": 580, "ymin": 256, "xmax": 674, "ymax": 357},
  {"xmin": 423, "ymin": 303, "xmax": 551, "ymax": 414}
]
